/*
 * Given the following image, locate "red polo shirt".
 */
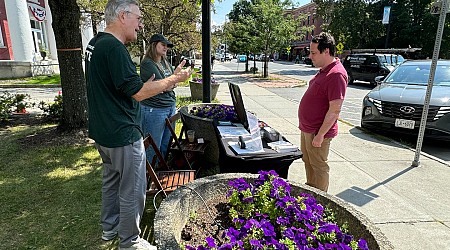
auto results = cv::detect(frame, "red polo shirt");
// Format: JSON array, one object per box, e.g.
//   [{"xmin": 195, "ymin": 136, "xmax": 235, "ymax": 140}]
[{"xmin": 298, "ymin": 59, "xmax": 348, "ymax": 138}]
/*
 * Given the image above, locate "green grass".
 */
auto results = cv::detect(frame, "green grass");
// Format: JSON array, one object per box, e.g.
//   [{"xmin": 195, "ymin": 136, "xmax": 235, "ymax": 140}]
[
  {"xmin": 0, "ymin": 75, "xmax": 61, "ymax": 85},
  {"xmin": 0, "ymin": 97, "xmax": 207, "ymax": 249},
  {"xmin": 0, "ymin": 124, "xmax": 112, "ymax": 249},
  {"xmin": 0, "ymin": 67, "xmax": 199, "ymax": 87},
  {"xmin": 26, "ymin": 75, "xmax": 61, "ymax": 85}
]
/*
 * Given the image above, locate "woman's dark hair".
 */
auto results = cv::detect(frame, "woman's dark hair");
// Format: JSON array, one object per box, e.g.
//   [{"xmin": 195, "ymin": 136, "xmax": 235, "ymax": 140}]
[{"xmin": 311, "ymin": 32, "xmax": 336, "ymax": 56}]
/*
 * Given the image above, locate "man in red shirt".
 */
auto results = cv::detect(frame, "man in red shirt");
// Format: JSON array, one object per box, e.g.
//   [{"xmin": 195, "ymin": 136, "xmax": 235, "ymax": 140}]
[{"xmin": 298, "ymin": 32, "xmax": 348, "ymax": 192}]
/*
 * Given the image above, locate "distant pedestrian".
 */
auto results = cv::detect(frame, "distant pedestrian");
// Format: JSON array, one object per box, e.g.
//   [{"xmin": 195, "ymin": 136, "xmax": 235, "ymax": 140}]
[
  {"xmin": 211, "ymin": 54, "xmax": 215, "ymax": 69},
  {"xmin": 295, "ymin": 55, "xmax": 300, "ymax": 64},
  {"xmin": 297, "ymin": 32, "xmax": 348, "ymax": 192}
]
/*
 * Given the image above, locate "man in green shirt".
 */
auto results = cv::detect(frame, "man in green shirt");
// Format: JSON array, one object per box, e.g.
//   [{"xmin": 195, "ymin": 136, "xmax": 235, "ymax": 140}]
[{"xmin": 84, "ymin": 1, "xmax": 191, "ymax": 249}]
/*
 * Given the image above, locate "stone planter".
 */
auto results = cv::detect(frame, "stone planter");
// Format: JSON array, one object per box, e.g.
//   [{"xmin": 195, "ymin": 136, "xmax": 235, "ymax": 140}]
[
  {"xmin": 189, "ymin": 81, "xmax": 220, "ymax": 100},
  {"xmin": 154, "ymin": 173, "xmax": 394, "ymax": 250}
]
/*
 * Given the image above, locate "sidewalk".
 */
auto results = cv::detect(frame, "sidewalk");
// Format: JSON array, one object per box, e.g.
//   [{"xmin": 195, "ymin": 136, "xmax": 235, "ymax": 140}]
[{"xmin": 210, "ymin": 63, "xmax": 450, "ymax": 249}]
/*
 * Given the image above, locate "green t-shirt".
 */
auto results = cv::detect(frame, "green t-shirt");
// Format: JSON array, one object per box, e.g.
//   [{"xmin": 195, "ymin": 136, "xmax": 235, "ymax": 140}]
[
  {"xmin": 139, "ymin": 57, "xmax": 176, "ymax": 108},
  {"xmin": 85, "ymin": 32, "xmax": 144, "ymax": 147}
]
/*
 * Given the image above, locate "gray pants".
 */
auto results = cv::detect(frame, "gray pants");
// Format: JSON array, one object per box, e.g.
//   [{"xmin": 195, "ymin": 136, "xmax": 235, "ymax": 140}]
[{"xmin": 95, "ymin": 138, "xmax": 146, "ymax": 247}]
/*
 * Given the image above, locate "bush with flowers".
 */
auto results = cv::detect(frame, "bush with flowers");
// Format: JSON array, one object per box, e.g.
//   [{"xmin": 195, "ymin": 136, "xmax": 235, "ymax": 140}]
[
  {"xmin": 184, "ymin": 170, "xmax": 369, "ymax": 250},
  {"xmin": 189, "ymin": 104, "xmax": 238, "ymax": 122}
]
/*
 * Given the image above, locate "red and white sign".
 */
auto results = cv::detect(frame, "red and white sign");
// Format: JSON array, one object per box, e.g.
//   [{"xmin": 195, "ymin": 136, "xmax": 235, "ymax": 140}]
[{"xmin": 27, "ymin": 0, "xmax": 46, "ymax": 21}]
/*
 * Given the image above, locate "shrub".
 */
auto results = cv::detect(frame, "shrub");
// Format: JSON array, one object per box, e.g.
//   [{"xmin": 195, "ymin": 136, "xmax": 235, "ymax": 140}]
[
  {"xmin": 38, "ymin": 92, "xmax": 63, "ymax": 120},
  {"xmin": 0, "ymin": 92, "xmax": 34, "ymax": 121}
]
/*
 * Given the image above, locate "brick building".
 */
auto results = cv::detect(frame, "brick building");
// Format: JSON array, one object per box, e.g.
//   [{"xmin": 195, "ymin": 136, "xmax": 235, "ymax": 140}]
[{"xmin": 284, "ymin": 1, "xmax": 325, "ymax": 60}]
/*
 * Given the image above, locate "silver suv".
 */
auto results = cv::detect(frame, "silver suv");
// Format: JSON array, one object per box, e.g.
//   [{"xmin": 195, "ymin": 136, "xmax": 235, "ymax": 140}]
[{"xmin": 361, "ymin": 60, "xmax": 450, "ymax": 140}]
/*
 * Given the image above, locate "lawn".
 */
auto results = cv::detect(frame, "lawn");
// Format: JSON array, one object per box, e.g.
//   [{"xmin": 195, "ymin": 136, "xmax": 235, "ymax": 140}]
[
  {"xmin": 0, "ymin": 96, "xmax": 204, "ymax": 249},
  {"xmin": 0, "ymin": 75, "xmax": 61, "ymax": 85}
]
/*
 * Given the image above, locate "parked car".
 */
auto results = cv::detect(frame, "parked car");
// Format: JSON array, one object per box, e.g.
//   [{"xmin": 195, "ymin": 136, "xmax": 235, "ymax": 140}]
[
  {"xmin": 361, "ymin": 60, "xmax": 450, "ymax": 140},
  {"xmin": 237, "ymin": 55, "xmax": 247, "ymax": 62},
  {"xmin": 304, "ymin": 57, "xmax": 313, "ymax": 66},
  {"xmin": 343, "ymin": 53, "xmax": 405, "ymax": 86}
]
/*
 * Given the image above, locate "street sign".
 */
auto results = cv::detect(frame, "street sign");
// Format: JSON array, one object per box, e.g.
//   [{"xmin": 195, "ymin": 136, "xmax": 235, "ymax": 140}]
[
  {"xmin": 431, "ymin": 0, "xmax": 450, "ymax": 14},
  {"xmin": 286, "ymin": 47, "xmax": 291, "ymax": 53}
]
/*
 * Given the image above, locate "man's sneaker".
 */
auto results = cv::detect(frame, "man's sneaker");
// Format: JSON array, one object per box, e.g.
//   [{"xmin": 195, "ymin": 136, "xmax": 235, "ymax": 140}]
[
  {"xmin": 119, "ymin": 238, "xmax": 157, "ymax": 250},
  {"xmin": 101, "ymin": 225, "xmax": 118, "ymax": 241}
]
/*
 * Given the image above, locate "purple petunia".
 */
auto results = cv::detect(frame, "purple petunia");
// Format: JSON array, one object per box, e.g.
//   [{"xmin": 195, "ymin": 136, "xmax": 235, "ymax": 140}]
[
  {"xmin": 189, "ymin": 104, "xmax": 238, "ymax": 122},
  {"xmin": 186, "ymin": 172, "xmax": 369, "ymax": 250},
  {"xmin": 205, "ymin": 237, "xmax": 216, "ymax": 248}
]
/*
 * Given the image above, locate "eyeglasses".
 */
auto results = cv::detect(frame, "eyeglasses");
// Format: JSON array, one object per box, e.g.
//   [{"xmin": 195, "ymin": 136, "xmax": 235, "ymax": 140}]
[{"xmin": 126, "ymin": 11, "xmax": 143, "ymax": 24}]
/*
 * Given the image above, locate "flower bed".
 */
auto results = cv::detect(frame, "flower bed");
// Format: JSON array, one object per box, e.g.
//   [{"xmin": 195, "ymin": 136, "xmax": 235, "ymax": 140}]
[
  {"xmin": 184, "ymin": 171, "xmax": 369, "ymax": 249},
  {"xmin": 188, "ymin": 104, "xmax": 238, "ymax": 122},
  {"xmin": 154, "ymin": 173, "xmax": 394, "ymax": 250}
]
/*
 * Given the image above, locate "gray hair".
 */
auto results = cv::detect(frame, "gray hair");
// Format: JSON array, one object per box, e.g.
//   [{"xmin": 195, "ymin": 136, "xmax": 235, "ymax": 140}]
[{"xmin": 104, "ymin": 0, "xmax": 140, "ymax": 25}]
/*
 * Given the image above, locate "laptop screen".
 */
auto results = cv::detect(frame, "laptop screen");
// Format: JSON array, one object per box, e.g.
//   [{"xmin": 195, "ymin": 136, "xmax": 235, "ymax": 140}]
[{"xmin": 228, "ymin": 82, "xmax": 249, "ymax": 131}]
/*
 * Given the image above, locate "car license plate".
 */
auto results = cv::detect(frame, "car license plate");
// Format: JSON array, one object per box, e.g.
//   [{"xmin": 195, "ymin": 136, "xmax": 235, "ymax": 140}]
[{"xmin": 395, "ymin": 119, "xmax": 415, "ymax": 129}]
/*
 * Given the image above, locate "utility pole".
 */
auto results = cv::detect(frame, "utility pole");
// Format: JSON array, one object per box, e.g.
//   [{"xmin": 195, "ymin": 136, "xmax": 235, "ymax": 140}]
[
  {"xmin": 202, "ymin": 0, "xmax": 211, "ymax": 103},
  {"xmin": 382, "ymin": 5, "xmax": 392, "ymax": 48}
]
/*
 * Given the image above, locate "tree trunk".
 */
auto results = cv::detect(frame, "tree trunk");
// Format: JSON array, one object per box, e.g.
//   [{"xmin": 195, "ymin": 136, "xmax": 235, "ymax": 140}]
[
  {"xmin": 263, "ymin": 57, "xmax": 268, "ymax": 78},
  {"xmin": 48, "ymin": 0, "xmax": 88, "ymax": 131}
]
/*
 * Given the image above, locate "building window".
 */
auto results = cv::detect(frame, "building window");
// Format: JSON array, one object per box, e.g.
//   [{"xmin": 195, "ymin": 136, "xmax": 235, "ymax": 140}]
[
  {"xmin": 0, "ymin": 25, "xmax": 4, "ymax": 47},
  {"xmin": 30, "ymin": 20, "xmax": 48, "ymax": 53}
]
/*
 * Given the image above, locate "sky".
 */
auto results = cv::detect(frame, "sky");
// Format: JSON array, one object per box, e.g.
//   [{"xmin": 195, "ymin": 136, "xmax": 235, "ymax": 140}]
[{"xmin": 212, "ymin": 0, "xmax": 312, "ymax": 27}]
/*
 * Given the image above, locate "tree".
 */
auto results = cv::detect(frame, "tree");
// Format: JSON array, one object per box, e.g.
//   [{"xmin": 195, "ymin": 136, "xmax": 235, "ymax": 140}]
[
  {"xmin": 78, "ymin": 0, "xmax": 108, "ymax": 35},
  {"xmin": 314, "ymin": 0, "xmax": 450, "ymax": 58},
  {"xmin": 227, "ymin": 0, "xmax": 260, "ymax": 72},
  {"xmin": 48, "ymin": 0, "xmax": 88, "ymax": 131},
  {"xmin": 138, "ymin": 0, "xmax": 202, "ymax": 63},
  {"xmin": 226, "ymin": 0, "xmax": 301, "ymax": 76},
  {"xmin": 252, "ymin": 0, "xmax": 300, "ymax": 77}
]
